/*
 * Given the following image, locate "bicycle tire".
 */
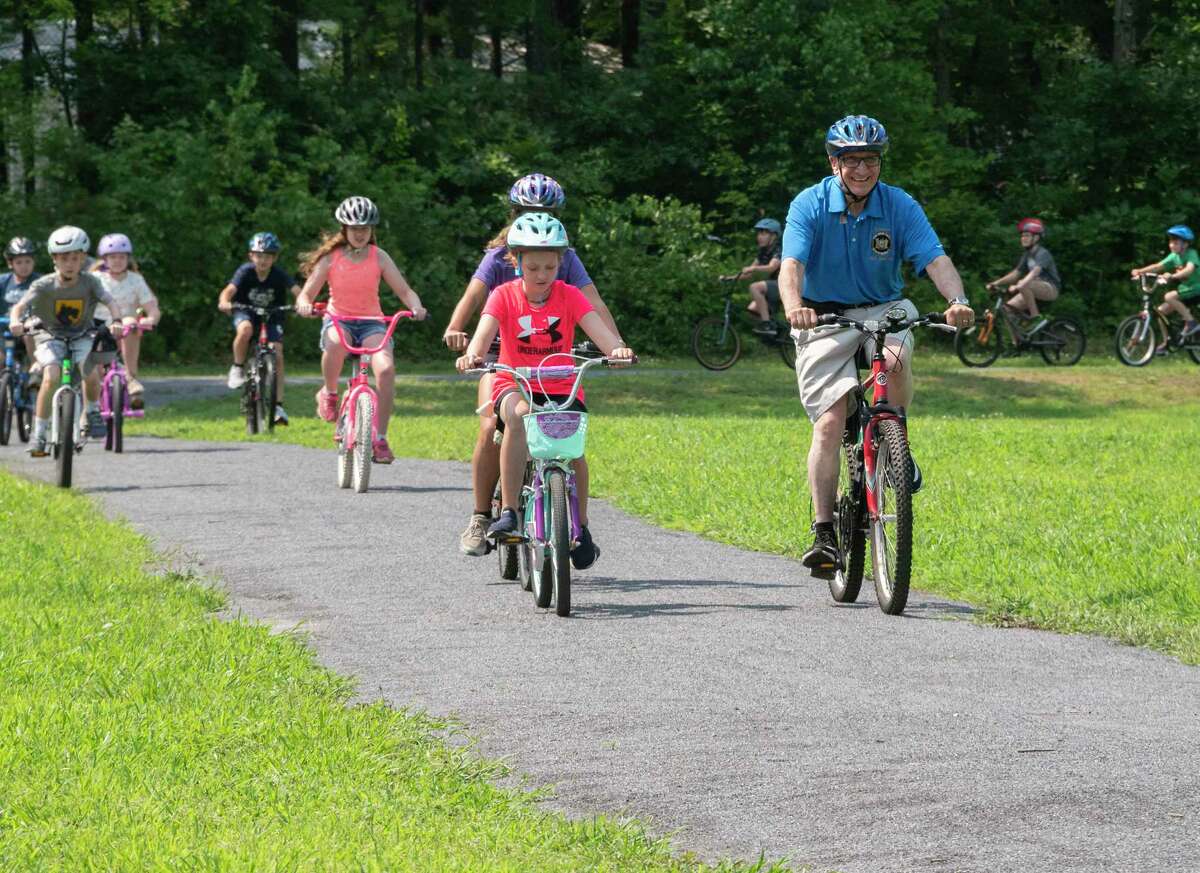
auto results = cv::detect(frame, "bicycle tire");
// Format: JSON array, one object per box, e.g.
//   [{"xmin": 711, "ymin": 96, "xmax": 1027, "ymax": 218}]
[
  {"xmin": 352, "ymin": 392, "xmax": 373, "ymax": 493},
  {"xmin": 261, "ymin": 353, "xmax": 278, "ymax": 433},
  {"xmin": 0, "ymin": 372, "xmax": 11, "ymax": 446},
  {"xmin": 871, "ymin": 419, "xmax": 913, "ymax": 615},
  {"xmin": 1040, "ymin": 318, "xmax": 1086, "ymax": 365},
  {"xmin": 111, "ymin": 374, "xmax": 125, "ymax": 453},
  {"xmin": 244, "ymin": 376, "xmax": 259, "ymax": 436},
  {"xmin": 15, "ymin": 375, "xmax": 31, "ymax": 443},
  {"xmin": 1114, "ymin": 315, "xmax": 1157, "ymax": 367},
  {"xmin": 494, "ymin": 480, "xmax": 519, "ymax": 581},
  {"xmin": 547, "ymin": 468, "xmax": 572, "ymax": 617},
  {"xmin": 55, "ymin": 390, "xmax": 75, "ymax": 489},
  {"xmin": 335, "ymin": 408, "xmax": 352, "ymax": 488},
  {"xmin": 516, "ymin": 467, "xmax": 535, "ymax": 591},
  {"xmin": 778, "ymin": 332, "xmax": 797, "ymax": 370},
  {"xmin": 830, "ymin": 446, "xmax": 866, "ymax": 603},
  {"xmin": 955, "ymin": 311, "xmax": 1003, "ymax": 367},
  {"xmin": 1189, "ymin": 346, "xmax": 1200, "ymax": 365},
  {"xmin": 530, "ymin": 486, "xmax": 552, "ymax": 609},
  {"xmin": 691, "ymin": 316, "xmax": 742, "ymax": 370}
]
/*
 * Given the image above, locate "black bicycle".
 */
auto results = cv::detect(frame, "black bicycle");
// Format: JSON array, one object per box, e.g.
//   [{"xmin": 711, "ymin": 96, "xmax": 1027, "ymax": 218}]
[
  {"xmin": 231, "ymin": 304, "xmax": 289, "ymax": 435},
  {"xmin": 1114, "ymin": 274, "xmax": 1200, "ymax": 366},
  {"xmin": 691, "ymin": 278, "xmax": 796, "ymax": 371},
  {"xmin": 0, "ymin": 316, "xmax": 34, "ymax": 445},
  {"xmin": 955, "ymin": 287, "xmax": 1085, "ymax": 367}
]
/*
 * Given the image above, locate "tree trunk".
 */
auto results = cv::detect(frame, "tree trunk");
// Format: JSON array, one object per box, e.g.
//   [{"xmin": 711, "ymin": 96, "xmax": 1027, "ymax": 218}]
[
  {"xmin": 274, "ymin": 0, "xmax": 300, "ymax": 75},
  {"xmin": 490, "ymin": 22, "xmax": 503, "ymax": 77},
  {"xmin": 620, "ymin": 0, "xmax": 639, "ymax": 67},
  {"xmin": 342, "ymin": 21, "xmax": 353, "ymax": 85},
  {"xmin": 527, "ymin": 0, "xmax": 554, "ymax": 73},
  {"xmin": 414, "ymin": 0, "xmax": 425, "ymax": 88},
  {"xmin": 448, "ymin": 0, "xmax": 476, "ymax": 61},
  {"xmin": 1113, "ymin": 0, "xmax": 1136, "ymax": 66},
  {"xmin": 73, "ymin": 0, "xmax": 101, "ymax": 143}
]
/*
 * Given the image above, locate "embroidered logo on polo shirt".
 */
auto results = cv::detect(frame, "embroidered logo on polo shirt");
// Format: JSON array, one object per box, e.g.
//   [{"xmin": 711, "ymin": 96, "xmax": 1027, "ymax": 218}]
[{"xmin": 871, "ymin": 231, "xmax": 893, "ymax": 256}]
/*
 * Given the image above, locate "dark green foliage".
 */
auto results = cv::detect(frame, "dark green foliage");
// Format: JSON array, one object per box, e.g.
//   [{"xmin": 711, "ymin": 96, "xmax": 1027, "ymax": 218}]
[{"xmin": 2, "ymin": 0, "xmax": 1199, "ymax": 361}]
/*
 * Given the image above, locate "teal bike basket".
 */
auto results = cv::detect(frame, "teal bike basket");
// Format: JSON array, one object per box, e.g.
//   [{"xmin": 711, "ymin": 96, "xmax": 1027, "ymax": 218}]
[{"xmin": 524, "ymin": 411, "xmax": 588, "ymax": 460}]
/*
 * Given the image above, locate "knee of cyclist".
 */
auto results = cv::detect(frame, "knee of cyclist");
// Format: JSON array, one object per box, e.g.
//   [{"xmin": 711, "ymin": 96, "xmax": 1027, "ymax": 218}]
[{"xmin": 235, "ymin": 321, "xmax": 253, "ymax": 337}]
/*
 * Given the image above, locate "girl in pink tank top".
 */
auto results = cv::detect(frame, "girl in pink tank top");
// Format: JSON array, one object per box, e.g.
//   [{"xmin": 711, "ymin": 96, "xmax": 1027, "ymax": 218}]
[{"xmin": 295, "ymin": 196, "xmax": 428, "ymax": 464}]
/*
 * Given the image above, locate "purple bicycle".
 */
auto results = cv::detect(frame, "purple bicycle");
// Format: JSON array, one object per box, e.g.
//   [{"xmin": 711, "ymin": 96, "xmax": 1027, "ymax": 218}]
[{"xmin": 99, "ymin": 321, "xmax": 153, "ymax": 453}]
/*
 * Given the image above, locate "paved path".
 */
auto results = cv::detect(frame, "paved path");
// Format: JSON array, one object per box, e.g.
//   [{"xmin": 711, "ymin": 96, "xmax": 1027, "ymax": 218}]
[{"xmin": 3, "ymin": 435, "xmax": 1197, "ymax": 873}]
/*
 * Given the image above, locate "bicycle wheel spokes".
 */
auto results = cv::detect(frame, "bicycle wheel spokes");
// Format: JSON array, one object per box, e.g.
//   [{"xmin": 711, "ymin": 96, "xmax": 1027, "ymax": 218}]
[
  {"xmin": 691, "ymin": 316, "xmax": 742, "ymax": 370},
  {"xmin": 870, "ymin": 419, "xmax": 913, "ymax": 615},
  {"xmin": 955, "ymin": 312, "xmax": 1003, "ymax": 368},
  {"xmin": 351, "ymin": 392, "xmax": 373, "ymax": 493},
  {"xmin": 1114, "ymin": 315, "xmax": 1156, "ymax": 366},
  {"xmin": 1040, "ymin": 318, "xmax": 1086, "ymax": 366}
]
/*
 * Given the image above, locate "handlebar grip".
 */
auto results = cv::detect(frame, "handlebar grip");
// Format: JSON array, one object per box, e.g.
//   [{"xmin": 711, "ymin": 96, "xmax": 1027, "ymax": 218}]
[
  {"xmin": 816, "ymin": 313, "xmax": 843, "ymax": 326},
  {"xmin": 924, "ymin": 311, "xmax": 947, "ymax": 324}
]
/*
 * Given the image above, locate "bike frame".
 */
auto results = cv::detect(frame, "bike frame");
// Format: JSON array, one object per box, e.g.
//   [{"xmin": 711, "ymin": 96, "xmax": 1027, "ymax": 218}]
[
  {"xmin": 99, "ymin": 322, "xmax": 151, "ymax": 422},
  {"xmin": 0, "ymin": 317, "xmax": 32, "ymax": 409},
  {"xmin": 1127, "ymin": 274, "xmax": 1183, "ymax": 351},
  {"xmin": 318, "ymin": 307, "xmax": 413, "ymax": 451}
]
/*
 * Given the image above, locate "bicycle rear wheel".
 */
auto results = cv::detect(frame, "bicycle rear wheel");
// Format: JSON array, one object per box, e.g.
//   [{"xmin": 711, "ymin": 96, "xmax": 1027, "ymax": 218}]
[
  {"xmin": 778, "ymin": 333, "xmax": 797, "ymax": 370},
  {"xmin": 494, "ymin": 480, "xmax": 519, "ymax": 581},
  {"xmin": 691, "ymin": 316, "xmax": 742, "ymax": 370},
  {"xmin": 1113, "ymin": 315, "xmax": 1157, "ymax": 366},
  {"xmin": 955, "ymin": 311, "xmax": 1003, "ymax": 367},
  {"xmin": 55, "ymin": 390, "xmax": 75, "ymax": 489},
  {"xmin": 352, "ymin": 392, "xmax": 373, "ymax": 493},
  {"xmin": 15, "ymin": 377, "xmax": 31, "ymax": 443},
  {"xmin": 0, "ymin": 372, "xmax": 11, "ymax": 446},
  {"xmin": 546, "ymin": 468, "xmax": 572, "ymax": 617},
  {"xmin": 108, "ymin": 374, "xmax": 126, "ymax": 453},
  {"xmin": 830, "ymin": 445, "xmax": 866, "ymax": 603},
  {"xmin": 871, "ymin": 419, "xmax": 913, "ymax": 615},
  {"xmin": 1040, "ymin": 318, "xmax": 1086, "ymax": 365},
  {"xmin": 261, "ymin": 353, "xmax": 278, "ymax": 433}
]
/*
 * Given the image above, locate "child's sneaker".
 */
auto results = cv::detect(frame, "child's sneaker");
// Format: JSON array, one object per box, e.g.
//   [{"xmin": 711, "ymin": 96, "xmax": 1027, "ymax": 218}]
[
  {"xmin": 29, "ymin": 436, "xmax": 48, "ymax": 457},
  {"xmin": 488, "ymin": 508, "xmax": 519, "ymax": 538},
  {"xmin": 315, "ymin": 388, "xmax": 337, "ymax": 421},
  {"xmin": 273, "ymin": 404, "xmax": 289, "ymax": 426},
  {"xmin": 127, "ymin": 376, "xmax": 145, "ymax": 409},
  {"xmin": 570, "ymin": 525, "xmax": 600, "ymax": 570},
  {"xmin": 460, "ymin": 513, "xmax": 491, "ymax": 556},
  {"xmin": 87, "ymin": 410, "xmax": 105, "ymax": 438},
  {"xmin": 227, "ymin": 364, "xmax": 246, "ymax": 389},
  {"xmin": 372, "ymin": 438, "xmax": 394, "ymax": 464}
]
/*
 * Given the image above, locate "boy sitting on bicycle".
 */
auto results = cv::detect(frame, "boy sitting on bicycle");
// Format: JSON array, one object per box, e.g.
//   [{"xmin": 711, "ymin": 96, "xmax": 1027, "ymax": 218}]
[
  {"xmin": 9, "ymin": 227, "xmax": 134, "ymax": 456},
  {"xmin": 2, "ymin": 237, "xmax": 42, "ymax": 366},
  {"xmin": 217, "ymin": 232, "xmax": 301, "ymax": 425},
  {"xmin": 722, "ymin": 218, "xmax": 783, "ymax": 335},
  {"xmin": 985, "ymin": 217, "xmax": 1061, "ymax": 328},
  {"xmin": 1131, "ymin": 224, "xmax": 1200, "ymax": 341},
  {"xmin": 455, "ymin": 213, "xmax": 633, "ymax": 570}
]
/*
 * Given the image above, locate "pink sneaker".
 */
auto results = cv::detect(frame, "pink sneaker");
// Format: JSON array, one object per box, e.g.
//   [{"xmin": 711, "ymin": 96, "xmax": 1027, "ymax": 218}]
[
  {"xmin": 372, "ymin": 439, "xmax": 394, "ymax": 464},
  {"xmin": 315, "ymin": 388, "xmax": 338, "ymax": 422}
]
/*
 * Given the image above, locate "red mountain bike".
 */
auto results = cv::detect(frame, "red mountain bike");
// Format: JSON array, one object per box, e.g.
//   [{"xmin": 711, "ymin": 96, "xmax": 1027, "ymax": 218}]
[{"xmin": 821, "ymin": 308, "xmax": 953, "ymax": 615}]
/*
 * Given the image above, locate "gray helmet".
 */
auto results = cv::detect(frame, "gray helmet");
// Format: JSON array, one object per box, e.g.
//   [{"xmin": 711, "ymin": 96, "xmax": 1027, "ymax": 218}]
[
  {"xmin": 334, "ymin": 196, "xmax": 380, "ymax": 226},
  {"xmin": 47, "ymin": 225, "xmax": 90, "ymax": 254},
  {"xmin": 754, "ymin": 218, "xmax": 782, "ymax": 235},
  {"xmin": 4, "ymin": 236, "xmax": 36, "ymax": 258}
]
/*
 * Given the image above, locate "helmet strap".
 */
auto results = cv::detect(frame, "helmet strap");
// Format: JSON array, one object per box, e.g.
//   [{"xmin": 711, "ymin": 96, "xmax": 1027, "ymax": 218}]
[
  {"xmin": 836, "ymin": 165, "xmax": 877, "ymax": 208},
  {"xmin": 514, "ymin": 253, "xmax": 523, "ymax": 278}
]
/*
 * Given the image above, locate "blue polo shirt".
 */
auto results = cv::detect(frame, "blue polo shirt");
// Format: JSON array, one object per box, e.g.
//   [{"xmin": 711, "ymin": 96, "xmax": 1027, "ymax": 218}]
[{"xmin": 781, "ymin": 176, "xmax": 945, "ymax": 305}]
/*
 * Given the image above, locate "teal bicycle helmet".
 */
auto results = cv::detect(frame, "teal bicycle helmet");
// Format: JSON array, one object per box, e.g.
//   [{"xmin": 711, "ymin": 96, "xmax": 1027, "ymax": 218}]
[
  {"xmin": 1167, "ymin": 224, "xmax": 1194, "ymax": 241},
  {"xmin": 754, "ymin": 218, "xmax": 782, "ymax": 235},
  {"xmin": 506, "ymin": 212, "xmax": 569, "ymax": 250}
]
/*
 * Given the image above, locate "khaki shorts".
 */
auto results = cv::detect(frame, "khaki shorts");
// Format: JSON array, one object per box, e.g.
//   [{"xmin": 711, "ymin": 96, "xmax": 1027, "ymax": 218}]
[
  {"xmin": 791, "ymin": 298, "xmax": 918, "ymax": 422},
  {"xmin": 33, "ymin": 332, "xmax": 102, "ymax": 375}
]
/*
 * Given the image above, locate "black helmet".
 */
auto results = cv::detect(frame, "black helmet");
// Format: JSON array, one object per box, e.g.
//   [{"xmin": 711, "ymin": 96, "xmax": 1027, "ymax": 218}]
[{"xmin": 4, "ymin": 237, "xmax": 36, "ymax": 258}]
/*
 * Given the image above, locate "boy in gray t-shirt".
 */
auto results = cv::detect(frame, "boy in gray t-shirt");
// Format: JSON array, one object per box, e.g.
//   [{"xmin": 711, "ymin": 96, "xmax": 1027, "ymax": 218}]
[{"xmin": 10, "ymin": 225, "xmax": 133, "ymax": 455}]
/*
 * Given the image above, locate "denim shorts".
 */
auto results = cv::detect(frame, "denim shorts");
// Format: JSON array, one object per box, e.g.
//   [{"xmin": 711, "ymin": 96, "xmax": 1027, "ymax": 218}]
[
  {"xmin": 232, "ymin": 310, "xmax": 285, "ymax": 343},
  {"xmin": 319, "ymin": 317, "xmax": 393, "ymax": 352}
]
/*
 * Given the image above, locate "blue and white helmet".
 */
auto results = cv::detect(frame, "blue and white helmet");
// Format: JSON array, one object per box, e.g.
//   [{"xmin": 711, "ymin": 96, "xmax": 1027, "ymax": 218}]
[
  {"xmin": 506, "ymin": 212, "xmax": 569, "ymax": 250},
  {"xmin": 509, "ymin": 173, "xmax": 566, "ymax": 209},
  {"xmin": 754, "ymin": 218, "xmax": 782, "ymax": 235},
  {"xmin": 334, "ymin": 195, "xmax": 380, "ymax": 226},
  {"xmin": 825, "ymin": 115, "xmax": 889, "ymax": 157},
  {"xmin": 47, "ymin": 225, "xmax": 90, "ymax": 254},
  {"xmin": 1167, "ymin": 224, "xmax": 1194, "ymax": 242}
]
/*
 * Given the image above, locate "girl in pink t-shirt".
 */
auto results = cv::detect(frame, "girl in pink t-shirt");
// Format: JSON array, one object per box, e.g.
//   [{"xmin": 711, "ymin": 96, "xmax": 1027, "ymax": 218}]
[
  {"xmin": 456, "ymin": 213, "xmax": 633, "ymax": 569},
  {"xmin": 296, "ymin": 196, "xmax": 427, "ymax": 464}
]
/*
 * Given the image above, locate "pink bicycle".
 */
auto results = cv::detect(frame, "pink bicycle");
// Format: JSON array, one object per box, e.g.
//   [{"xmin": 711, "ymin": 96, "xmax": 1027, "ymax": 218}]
[
  {"xmin": 100, "ymin": 320, "xmax": 154, "ymax": 454},
  {"xmin": 311, "ymin": 302, "xmax": 413, "ymax": 493}
]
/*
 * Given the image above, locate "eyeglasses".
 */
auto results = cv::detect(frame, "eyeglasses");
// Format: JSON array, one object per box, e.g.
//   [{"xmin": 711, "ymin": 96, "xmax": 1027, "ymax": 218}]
[{"xmin": 839, "ymin": 155, "xmax": 881, "ymax": 170}]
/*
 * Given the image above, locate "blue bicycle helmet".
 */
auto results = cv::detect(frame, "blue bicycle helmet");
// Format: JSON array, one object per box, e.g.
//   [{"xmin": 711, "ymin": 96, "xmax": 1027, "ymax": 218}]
[
  {"xmin": 509, "ymin": 173, "xmax": 566, "ymax": 210},
  {"xmin": 506, "ymin": 212, "xmax": 569, "ymax": 250},
  {"xmin": 248, "ymin": 231, "xmax": 281, "ymax": 253},
  {"xmin": 825, "ymin": 115, "xmax": 889, "ymax": 157},
  {"xmin": 1167, "ymin": 224, "xmax": 1194, "ymax": 242},
  {"xmin": 754, "ymin": 218, "xmax": 782, "ymax": 235}
]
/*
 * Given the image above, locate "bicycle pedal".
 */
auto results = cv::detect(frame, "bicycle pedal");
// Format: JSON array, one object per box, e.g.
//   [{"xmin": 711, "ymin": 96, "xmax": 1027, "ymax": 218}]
[{"xmin": 489, "ymin": 532, "xmax": 526, "ymax": 545}]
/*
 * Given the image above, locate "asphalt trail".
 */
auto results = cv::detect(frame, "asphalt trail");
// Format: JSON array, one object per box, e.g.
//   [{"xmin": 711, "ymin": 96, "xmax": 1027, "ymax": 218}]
[{"xmin": 3, "ymin": 424, "xmax": 1197, "ymax": 872}]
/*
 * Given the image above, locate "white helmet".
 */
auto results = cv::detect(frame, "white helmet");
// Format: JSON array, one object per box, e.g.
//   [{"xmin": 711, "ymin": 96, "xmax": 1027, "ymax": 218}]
[
  {"xmin": 334, "ymin": 196, "xmax": 380, "ymax": 226},
  {"xmin": 47, "ymin": 225, "xmax": 91, "ymax": 254}
]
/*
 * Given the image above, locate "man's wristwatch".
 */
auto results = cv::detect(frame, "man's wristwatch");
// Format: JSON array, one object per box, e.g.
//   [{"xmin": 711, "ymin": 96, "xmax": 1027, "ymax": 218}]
[{"xmin": 948, "ymin": 296, "xmax": 970, "ymax": 307}]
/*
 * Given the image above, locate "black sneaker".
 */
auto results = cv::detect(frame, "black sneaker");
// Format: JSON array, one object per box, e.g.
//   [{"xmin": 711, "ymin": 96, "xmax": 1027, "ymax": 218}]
[
  {"xmin": 752, "ymin": 321, "xmax": 777, "ymax": 336},
  {"xmin": 911, "ymin": 455, "xmax": 923, "ymax": 494},
  {"xmin": 487, "ymin": 508, "xmax": 519, "ymax": 540},
  {"xmin": 87, "ymin": 410, "xmax": 105, "ymax": 438},
  {"xmin": 802, "ymin": 526, "xmax": 840, "ymax": 579},
  {"xmin": 570, "ymin": 525, "xmax": 600, "ymax": 570}
]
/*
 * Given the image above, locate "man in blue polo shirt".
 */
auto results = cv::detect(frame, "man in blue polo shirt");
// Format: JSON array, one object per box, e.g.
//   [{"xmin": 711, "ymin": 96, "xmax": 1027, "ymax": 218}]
[{"xmin": 779, "ymin": 115, "xmax": 974, "ymax": 577}]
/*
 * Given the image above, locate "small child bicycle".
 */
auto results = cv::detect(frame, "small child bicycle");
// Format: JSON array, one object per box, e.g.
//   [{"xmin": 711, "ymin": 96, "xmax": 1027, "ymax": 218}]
[
  {"xmin": 311, "ymin": 302, "xmax": 414, "ymax": 493},
  {"xmin": 230, "ymin": 303, "xmax": 291, "ymax": 435},
  {"xmin": 470, "ymin": 352, "xmax": 634, "ymax": 617},
  {"xmin": 0, "ymin": 315, "xmax": 34, "ymax": 445},
  {"xmin": 98, "ymin": 321, "xmax": 153, "ymax": 453}
]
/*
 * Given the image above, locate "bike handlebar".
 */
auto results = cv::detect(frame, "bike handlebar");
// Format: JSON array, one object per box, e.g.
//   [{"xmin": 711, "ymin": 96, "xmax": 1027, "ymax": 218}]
[
  {"xmin": 308, "ymin": 302, "xmax": 414, "ymax": 355},
  {"xmin": 230, "ymin": 303, "xmax": 294, "ymax": 314},
  {"xmin": 466, "ymin": 353, "xmax": 637, "ymax": 411},
  {"xmin": 816, "ymin": 311, "xmax": 951, "ymax": 334}
]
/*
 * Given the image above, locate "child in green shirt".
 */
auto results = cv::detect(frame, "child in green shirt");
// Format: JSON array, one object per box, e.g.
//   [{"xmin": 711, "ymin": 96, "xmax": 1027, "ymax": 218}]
[{"xmin": 1131, "ymin": 225, "xmax": 1200, "ymax": 342}]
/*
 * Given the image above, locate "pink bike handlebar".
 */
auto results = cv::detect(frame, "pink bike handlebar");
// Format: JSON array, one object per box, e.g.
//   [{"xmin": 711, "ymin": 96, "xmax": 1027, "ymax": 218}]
[{"xmin": 311, "ymin": 302, "xmax": 413, "ymax": 355}]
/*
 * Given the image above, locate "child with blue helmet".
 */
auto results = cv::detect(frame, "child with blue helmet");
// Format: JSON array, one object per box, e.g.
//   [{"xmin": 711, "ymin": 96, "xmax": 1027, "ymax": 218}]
[
  {"xmin": 1131, "ymin": 225, "xmax": 1200, "ymax": 342},
  {"xmin": 721, "ymin": 218, "xmax": 783, "ymax": 335}
]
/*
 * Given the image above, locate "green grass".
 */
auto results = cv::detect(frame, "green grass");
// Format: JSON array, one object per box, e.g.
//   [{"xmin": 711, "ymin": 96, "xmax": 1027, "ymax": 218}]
[
  {"xmin": 0, "ymin": 472, "xmax": 791, "ymax": 871},
  {"xmin": 135, "ymin": 353, "xmax": 1200, "ymax": 664}
]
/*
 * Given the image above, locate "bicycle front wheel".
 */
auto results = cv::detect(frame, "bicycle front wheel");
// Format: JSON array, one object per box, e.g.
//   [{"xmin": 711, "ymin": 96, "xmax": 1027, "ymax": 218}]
[
  {"xmin": 955, "ymin": 311, "xmax": 1003, "ymax": 367},
  {"xmin": 870, "ymin": 419, "xmax": 913, "ymax": 615},
  {"xmin": 110, "ymin": 374, "xmax": 126, "ymax": 453},
  {"xmin": 1114, "ymin": 315, "xmax": 1157, "ymax": 366},
  {"xmin": 55, "ymin": 390, "xmax": 75, "ymax": 489},
  {"xmin": 15, "ymin": 378, "xmax": 31, "ymax": 443},
  {"xmin": 691, "ymin": 317, "xmax": 742, "ymax": 370},
  {"xmin": 352, "ymin": 392, "xmax": 373, "ymax": 493},
  {"xmin": 497, "ymin": 484, "xmax": 519, "ymax": 581},
  {"xmin": 335, "ymin": 406, "xmax": 352, "ymax": 488},
  {"xmin": 830, "ymin": 445, "xmax": 866, "ymax": 603},
  {"xmin": 546, "ymin": 468, "xmax": 572, "ymax": 617},
  {"xmin": 261, "ymin": 354, "xmax": 278, "ymax": 433},
  {"xmin": 243, "ymin": 378, "xmax": 259, "ymax": 436},
  {"xmin": 0, "ymin": 371, "xmax": 11, "ymax": 446},
  {"xmin": 1040, "ymin": 318, "xmax": 1086, "ymax": 365}
]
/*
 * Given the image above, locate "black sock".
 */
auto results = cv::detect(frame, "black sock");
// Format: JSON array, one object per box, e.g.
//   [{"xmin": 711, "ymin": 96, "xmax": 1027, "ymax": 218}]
[
  {"xmin": 814, "ymin": 521, "xmax": 835, "ymax": 536},
  {"xmin": 473, "ymin": 510, "xmax": 491, "ymax": 519}
]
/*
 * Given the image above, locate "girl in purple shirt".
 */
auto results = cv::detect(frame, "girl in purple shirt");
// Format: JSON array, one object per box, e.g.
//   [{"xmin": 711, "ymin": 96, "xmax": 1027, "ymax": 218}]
[{"xmin": 443, "ymin": 173, "xmax": 622, "ymax": 557}]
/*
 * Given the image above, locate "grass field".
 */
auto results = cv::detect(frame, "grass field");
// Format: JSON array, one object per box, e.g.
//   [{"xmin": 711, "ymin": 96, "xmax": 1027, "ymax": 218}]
[
  {"xmin": 134, "ymin": 352, "xmax": 1200, "ymax": 664},
  {"xmin": 0, "ymin": 471, "xmax": 789, "ymax": 871}
]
